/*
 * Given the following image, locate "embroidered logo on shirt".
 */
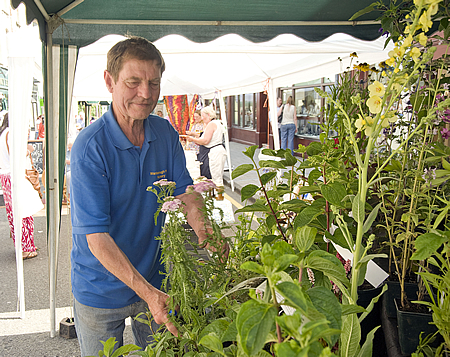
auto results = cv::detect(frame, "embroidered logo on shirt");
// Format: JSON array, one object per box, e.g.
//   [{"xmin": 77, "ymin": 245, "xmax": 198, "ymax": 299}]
[{"xmin": 150, "ymin": 169, "xmax": 167, "ymax": 180}]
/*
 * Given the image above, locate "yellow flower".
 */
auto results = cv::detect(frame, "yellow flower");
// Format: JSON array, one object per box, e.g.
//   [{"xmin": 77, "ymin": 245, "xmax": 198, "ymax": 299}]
[
  {"xmin": 355, "ymin": 115, "xmax": 365, "ymax": 132},
  {"xmin": 368, "ymin": 81, "xmax": 386, "ymax": 97},
  {"xmin": 381, "ymin": 113, "xmax": 398, "ymax": 127},
  {"xmin": 350, "ymin": 52, "xmax": 358, "ymax": 58},
  {"xmin": 392, "ymin": 82, "xmax": 402, "ymax": 93},
  {"xmin": 392, "ymin": 47, "xmax": 405, "ymax": 58},
  {"xmin": 379, "ymin": 61, "xmax": 388, "ymax": 69},
  {"xmin": 419, "ymin": 11, "xmax": 433, "ymax": 32},
  {"xmin": 402, "ymin": 35, "xmax": 413, "ymax": 48},
  {"xmin": 354, "ymin": 62, "xmax": 370, "ymax": 72},
  {"xmin": 367, "ymin": 95, "xmax": 382, "ymax": 114},
  {"xmin": 427, "ymin": 2, "xmax": 439, "ymax": 16},
  {"xmin": 365, "ymin": 125, "xmax": 374, "ymax": 136},
  {"xmin": 394, "ymin": 68, "xmax": 400, "ymax": 73},
  {"xmin": 386, "ymin": 57, "xmax": 396, "ymax": 66},
  {"xmin": 410, "ymin": 47, "xmax": 421, "ymax": 62},
  {"xmin": 417, "ymin": 32, "xmax": 428, "ymax": 46},
  {"xmin": 370, "ymin": 67, "xmax": 380, "ymax": 73}
]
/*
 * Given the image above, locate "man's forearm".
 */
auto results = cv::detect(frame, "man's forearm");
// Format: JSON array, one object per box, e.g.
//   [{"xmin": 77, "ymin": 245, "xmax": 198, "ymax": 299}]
[
  {"xmin": 86, "ymin": 233, "xmax": 157, "ymax": 301},
  {"xmin": 86, "ymin": 232, "xmax": 179, "ymax": 335},
  {"xmin": 177, "ymin": 192, "xmax": 210, "ymax": 244}
]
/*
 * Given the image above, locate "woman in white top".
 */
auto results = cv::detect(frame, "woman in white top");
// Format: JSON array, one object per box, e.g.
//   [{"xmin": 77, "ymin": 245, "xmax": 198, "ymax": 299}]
[
  {"xmin": 280, "ymin": 96, "xmax": 297, "ymax": 154},
  {"xmin": 0, "ymin": 113, "xmax": 39, "ymax": 259},
  {"xmin": 186, "ymin": 106, "xmax": 227, "ymax": 199}
]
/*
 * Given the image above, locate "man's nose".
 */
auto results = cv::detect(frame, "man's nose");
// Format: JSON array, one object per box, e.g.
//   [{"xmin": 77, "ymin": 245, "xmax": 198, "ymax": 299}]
[{"xmin": 137, "ymin": 83, "xmax": 152, "ymax": 98}]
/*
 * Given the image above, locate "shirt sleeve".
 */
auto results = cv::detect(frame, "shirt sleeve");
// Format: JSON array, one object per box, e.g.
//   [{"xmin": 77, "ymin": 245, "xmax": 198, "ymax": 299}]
[{"xmin": 70, "ymin": 144, "xmax": 111, "ymax": 235}]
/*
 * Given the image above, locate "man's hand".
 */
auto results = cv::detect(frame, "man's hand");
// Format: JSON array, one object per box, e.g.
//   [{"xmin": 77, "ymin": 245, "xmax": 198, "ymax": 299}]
[
  {"xmin": 198, "ymin": 227, "xmax": 230, "ymax": 263},
  {"xmin": 146, "ymin": 289, "xmax": 179, "ymax": 337}
]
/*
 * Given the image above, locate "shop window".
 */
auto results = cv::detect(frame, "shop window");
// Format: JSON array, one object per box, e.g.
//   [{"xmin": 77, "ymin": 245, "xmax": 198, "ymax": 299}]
[
  {"xmin": 231, "ymin": 93, "xmax": 257, "ymax": 130},
  {"xmin": 280, "ymin": 78, "xmax": 334, "ymax": 139}
]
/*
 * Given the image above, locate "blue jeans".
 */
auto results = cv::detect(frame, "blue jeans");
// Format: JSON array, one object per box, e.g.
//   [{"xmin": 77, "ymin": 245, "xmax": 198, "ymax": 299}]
[
  {"xmin": 74, "ymin": 298, "xmax": 160, "ymax": 357},
  {"xmin": 280, "ymin": 123, "xmax": 296, "ymax": 154}
]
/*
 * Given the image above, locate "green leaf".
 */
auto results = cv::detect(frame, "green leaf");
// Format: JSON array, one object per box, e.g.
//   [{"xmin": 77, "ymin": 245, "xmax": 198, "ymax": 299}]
[
  {"xmin": 293, "ymin": 198, "xmax": 326, "ymax": 229},
  {"xmin": 357, "ymin": 326, "xmax": 380, "ymax": 357},
  {"xmin": 232, "ymin": 164, "xmax": 254, "ymax": 179},
  {"xmin": 236, "ymin": 299, "xmax": 277, "ymax": 356},
  {"xmin": 243, "ymin": 145, "xmax": 258, "ymax": 160},
  {"xmin": 411, "ymin": 233, "xmax": 447, "ymax": 260},
  {"xmin": 358, "ymin": 284, "xmax": 387, "ymax": 323},
  {"xmin": 276, "ymin": 281, "xmax": 309, "ymax": 312},
  {"xmin": 321, "ymin": 182, "xmax": 347, "ymax": 207},
  {"xmin": 357, "ymin": 254, "xmax": 388, "ymax": 266},
  {"xmin": 111, "ymin": 344, "xmax": 141, "ymax": 357},
  {"xmin": 298, "ymin": 185, "xmax": 321, "ymax": 195},
  {"xmin": 384, "ymin": 159, "xmax": 402, "ymax": 172},
  {"xmin": 221, "ymin": 320, "xmax": 238, "ymax": 342},
  {"xmin": 235, "ymin": 203, "xmax": 270, "ymax": 213},
  {"xmin": 259, "ymin": 160, "xmax": 286, "ymax": 169},
  {"xmin": 241, "ymin": 261, "xmax": 265, "ymax": 275},
  {"xmin": 306, "ymin": 142, "xmax": 323, "ymax": 156},
  {"xmin": 260, "ymin": 171, "xmax": 277, "ymax": 186},
  {"xmin": 349, "ymin": 2, "xmax": 377, "ymax": 20},
  {"xmin": 278, "ymin": 199, "xmax": 308, "ymax": 212},
  {"xmin": 307, "ymin": 287, "xmax": 342, "ymax": 346},
  {"xmin": 352, "ymin": 193, "xmax": 365, "ymax": 224},
  {"xmin": 199, "ymin": 318, "xmax": 230, "ymax": 341},
  {"xmin": 324, "ymin": 228, "xmax": 351, "ymax": 251},
  {"xmin": 362, "ymin": 202, "xmax": 381, "ymax": 233},
  {"xmin": 241, "ymin": 184, "xmax": 260, "ymax": 201},
  {"xmin": 341, "ymin": 304, "xmax": 367, "ymax": 316},
  {"xmin": 340, "ymin": 314, "xmax": 361, "ymax": 357},
  {"xmin": 199, "ymin": 334, "xmax": 226, "ymax": 356},
  {"xmin": 274, "ymin": 254, "xmax": 298, "ymax": 272},
  {"xmin": 442, "ymin": 158, "xmax": 450, "ymax": 171},
  {"xmin": 266, "ymin": 215, "xmax": 277, "ymax": 230},
  {"xmin": 308, "ymin": 169, "xmax": 323, "ymax": 186},
  {"xmin": 294, "ymin": 226, "xmax": 317, "ymax": 253},
  {"xmin": 281, "ymin": 151, "xmax": 297, "ymax": 166},
  {"xmin": 305, "ymin": 250, "xmax": 349, "ymax": 288}
]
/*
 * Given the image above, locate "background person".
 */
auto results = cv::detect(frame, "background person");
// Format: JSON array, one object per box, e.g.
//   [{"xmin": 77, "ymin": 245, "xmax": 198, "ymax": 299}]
[
  {"xmin": 0, "ymin": 113, "xmax": 41, "ymax": 259},
  {"xmin": 185, "ymin": 106, "xmax": 227, "ymax": 200},
  {"xmin": 280, "ymin": 95, "xmax": 297, "ymax": 155},
  {"xmin": 70, "ymin": 36, "xmax": 228, "ymax": 357},
  {"xmin": 185, "ymin": 110, "xmax": 203, "ymax": 153}
]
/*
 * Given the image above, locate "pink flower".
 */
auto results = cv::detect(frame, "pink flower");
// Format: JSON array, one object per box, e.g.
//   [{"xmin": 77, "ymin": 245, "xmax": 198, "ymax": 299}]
[
  {"xmin": 153, "ymin": 179, "xmax": 175, "ymax": 186},
  {"xmin": 441, "ymin": 128, "xmax": 450, "ymax": 140},
  {"xmin": 187, "ymin": 179, "xmax": 217, "ymax": 194},
  {"xmin": 161, "ymin": 198, "xmax": 182, "ymax": 213}
]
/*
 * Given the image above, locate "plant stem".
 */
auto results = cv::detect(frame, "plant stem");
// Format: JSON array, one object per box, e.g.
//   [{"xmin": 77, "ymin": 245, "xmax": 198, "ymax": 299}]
[{"xmin": 251, "ymin": 157, "xmax": 288, "ymax": 242}]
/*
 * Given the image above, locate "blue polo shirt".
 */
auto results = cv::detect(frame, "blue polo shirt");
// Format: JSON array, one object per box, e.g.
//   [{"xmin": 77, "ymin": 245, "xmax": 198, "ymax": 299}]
[{"xmin": 70, "ymin": 108, "xmax": 193, "ymax": 309}]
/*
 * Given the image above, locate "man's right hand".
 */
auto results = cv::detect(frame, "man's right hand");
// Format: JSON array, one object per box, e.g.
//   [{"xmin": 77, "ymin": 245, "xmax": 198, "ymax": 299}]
[{"xmin": 146, "ymin": 289, "xmax": 179, "ymax": 337}]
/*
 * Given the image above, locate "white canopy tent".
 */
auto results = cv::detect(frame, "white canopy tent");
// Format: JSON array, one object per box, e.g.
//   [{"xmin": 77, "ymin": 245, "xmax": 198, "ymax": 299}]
[{"xmin": 73, "ymin": 33, "xmax": 392, "ymax": 155}]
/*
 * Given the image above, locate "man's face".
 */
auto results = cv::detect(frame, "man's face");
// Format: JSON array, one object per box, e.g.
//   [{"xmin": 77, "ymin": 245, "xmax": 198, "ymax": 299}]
[
  {"xmin": 104, "ymin": 58, "xmax": 161, "ymax": 122},
  {"xmin": 277, "ymin": 98, "xmax": 282, "ymax": 106}
]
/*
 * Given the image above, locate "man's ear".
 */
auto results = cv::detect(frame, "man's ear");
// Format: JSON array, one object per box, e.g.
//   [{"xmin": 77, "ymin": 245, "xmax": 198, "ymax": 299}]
[{"xmin": 104, "ymin": 70, "xmax": 114, "ymax": 94}]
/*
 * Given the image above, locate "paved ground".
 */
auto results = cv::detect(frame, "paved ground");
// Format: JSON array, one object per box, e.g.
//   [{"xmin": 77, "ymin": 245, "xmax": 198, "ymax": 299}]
[{"xmin": 0, "ymin": 141, "xmax": 261, "ymax": 357}]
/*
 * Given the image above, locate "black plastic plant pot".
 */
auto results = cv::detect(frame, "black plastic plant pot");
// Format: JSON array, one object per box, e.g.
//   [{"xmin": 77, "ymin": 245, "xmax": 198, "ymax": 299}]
[
  {"xmin": 395, "ymin": 298, "xmax": 436, "ymax": 355},
  {"xmin": 383, "ymin": 280, "xmax": 419, "ymax": 319}
]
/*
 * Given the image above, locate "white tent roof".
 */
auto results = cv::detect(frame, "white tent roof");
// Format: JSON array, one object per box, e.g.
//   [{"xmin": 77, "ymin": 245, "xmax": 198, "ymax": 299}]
[{"xmin": 73, "ymin": 33, "xmax": 393, "ymax": 101}]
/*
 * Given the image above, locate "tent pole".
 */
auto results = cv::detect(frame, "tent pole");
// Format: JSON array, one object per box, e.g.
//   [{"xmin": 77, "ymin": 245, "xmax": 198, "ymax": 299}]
[
  {"xmin": 46, "ymin": 28, "xmax": 59, "ymax": 338},
  {"xmin": 268, "ymin": 80, "xmax": 280, "ymax": 150},
  {"xmin": 219, "ymin": 93, "xmax": 234, "ymax": 192}
]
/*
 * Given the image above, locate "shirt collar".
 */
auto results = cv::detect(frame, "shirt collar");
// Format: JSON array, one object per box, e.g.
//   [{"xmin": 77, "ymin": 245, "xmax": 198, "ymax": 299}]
[{"xmin": 104, "ymin": 106, "xmax": 157, "ymax": 150}]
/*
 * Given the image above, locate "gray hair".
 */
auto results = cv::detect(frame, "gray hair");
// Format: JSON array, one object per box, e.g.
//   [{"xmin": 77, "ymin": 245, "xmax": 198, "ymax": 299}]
[{"xmin": 201, "ymin": 106, "xmax": 216, "ymax": 119}]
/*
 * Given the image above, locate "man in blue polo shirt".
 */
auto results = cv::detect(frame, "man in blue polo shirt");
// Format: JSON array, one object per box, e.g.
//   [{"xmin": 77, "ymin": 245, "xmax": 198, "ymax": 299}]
[{"xmin": 70, "ymin": 37, "xmax": 218, "ymax": 357}]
